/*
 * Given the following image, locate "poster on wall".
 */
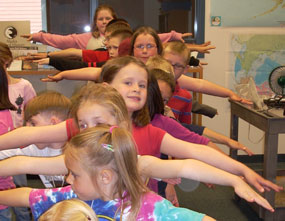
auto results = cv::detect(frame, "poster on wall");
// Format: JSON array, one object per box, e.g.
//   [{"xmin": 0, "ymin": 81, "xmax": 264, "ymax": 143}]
[
  {"xmin": 211, "ymin": 0, "xmax": 285, "ymax": 27},
  {"xmin": 0, "ymin": 21, "xmax": 31, "ymax": 46},
  {"xmin": 228, "ymin": 34, "xmax": 285, "ymax": 97}
]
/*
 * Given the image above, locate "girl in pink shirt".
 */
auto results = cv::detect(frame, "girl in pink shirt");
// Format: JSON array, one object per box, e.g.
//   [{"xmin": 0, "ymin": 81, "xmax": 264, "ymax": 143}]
[
  {"xmin": 0, "ymin": 63, "xmax": 16, "ymax": 220},
  {"xmin": 21, "ymin": 5, "xmax": 117, "ymax": 50}
]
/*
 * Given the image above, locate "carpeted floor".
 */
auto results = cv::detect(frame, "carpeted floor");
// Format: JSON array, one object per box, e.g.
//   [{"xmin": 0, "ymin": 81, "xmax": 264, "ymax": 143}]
[{"xmin": 176, "ymin": 181, "xmax": 263, "ymax": 221}]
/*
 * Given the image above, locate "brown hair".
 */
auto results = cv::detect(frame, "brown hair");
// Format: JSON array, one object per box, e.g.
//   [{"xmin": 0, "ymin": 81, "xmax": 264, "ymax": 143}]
[
  {"xmin": 0, "ymin": 42, "xmax": 13, "ymax": 67},
  {"xmin": 91, "ymin": 5, "xmax": 117, "ymax": 38},
  {"xmin": 64, "ymin": 125, "xmax": 148, "ymax": 220},
  {"xmin": 39, "ymin": 199, "xmax": 98, "ymax": 221},
  {"xmin": 151, "ymin": 68, "xmax": 175, "ymax": 93},
  {"xmin": 99, "ymin": 56, "xmax": 150, "ymax": 127},
  {"xmin": 130, "ymin": 26, "xmax": 163, "ymax": 56},
  {"xmin": 0, "ymin": 64, "xmax": 16, "ymax": 110},
  {"xmin": 109, "ymin": 28, "xmax": 133, "ymax": 43},
  {"xmin": 70, "ymin": 83, "xmax": 131, "ymax": 130},
  {"xmin": 162, "ymin": 41, "xmax": 190, "ymax": 64},
  {"xmin": 105, "ymin": 19, "xmax": 131, "ymax": 34},
  {"xmin": 24, "ymin": 91, "xmax": 71, "ymax": 123}
]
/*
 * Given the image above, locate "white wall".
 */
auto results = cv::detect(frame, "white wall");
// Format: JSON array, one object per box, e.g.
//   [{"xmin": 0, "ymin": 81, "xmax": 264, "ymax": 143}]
[{"xmin": 201, "ymin": 0, "xmax": 285, "ymax": 155}]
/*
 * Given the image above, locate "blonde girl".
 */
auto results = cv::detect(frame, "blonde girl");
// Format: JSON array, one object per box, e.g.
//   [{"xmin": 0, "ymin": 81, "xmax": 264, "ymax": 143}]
[
  {"xmin": 21, "ymin": 5, "xmax": 117, "ymax": 50},
  {"xmin": 39, "ymin": 199, "xmax": 98, "ymax": 221},
  {"xmin": 0, "ymin": 125, "xmax": 220, "ymax": 220}
]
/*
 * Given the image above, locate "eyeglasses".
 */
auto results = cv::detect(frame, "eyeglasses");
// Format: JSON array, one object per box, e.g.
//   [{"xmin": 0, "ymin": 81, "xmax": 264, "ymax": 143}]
[{"xmin": 134, "ymin": 44, "xmax": 157, "ymax": 50}]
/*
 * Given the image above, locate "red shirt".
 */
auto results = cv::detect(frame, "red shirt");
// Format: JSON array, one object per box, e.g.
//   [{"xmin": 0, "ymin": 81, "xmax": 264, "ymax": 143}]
[
  {"xmin": 132, "ymin": 123, "xmax": 166, "ymax": 156},
  {"xmin": 66, "ymin": 119, "xmax": 165, "ymax": 156},
  {"xmin": 167, "ymin": 82, "xmax": 192, "ymax": 124},
  {"xmin": 82, "ymin": 50, "xmax": 109, "ymax": 62}
]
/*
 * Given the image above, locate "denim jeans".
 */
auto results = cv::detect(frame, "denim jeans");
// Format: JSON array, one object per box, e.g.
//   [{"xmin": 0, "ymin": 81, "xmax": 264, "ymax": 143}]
[{"xmin": 0, "ymin": 207, "xmax": 12, "ymax": 221}]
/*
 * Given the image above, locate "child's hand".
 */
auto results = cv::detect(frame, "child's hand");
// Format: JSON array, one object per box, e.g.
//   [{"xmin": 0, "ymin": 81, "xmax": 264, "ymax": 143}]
[
  {"xmin": 233, "ymin": 177, "xmax": 274, "ymax": 212},
  {"xmin": 165, "ymin": 184, "xmax": 180, "ymax": 207},
  {"xmin": 33, "ymin": 58, "xmax": 50, "ymax": 65},
  {"xmin": 24, "ymin": 53, "xmax": 48, "ymax": 60},
  {"xmin": 21, "ymin": 34, "xmax": 33, "ymax": 41},
  {"xmin": 181, "ymin": 33, "xmax": 192, "ymax": 42},
  {"xmin": 229, "ymin": 93, "xmax": 253, "ymax": 105},
  {"xmin": 162, "ymin": 178, "xmax": 181, "ymax": 185},
  {"xmin": 188, "ymin": 41, "xmax": 216, "ymax": 54},
  {"xmin": 243, "ymin": 169, "xmax": 283, "ymax": 193},
  {"xmin": 41, "ymin": 73, "xmax": 63, "ymax": 82},
  {"xmin": 227, "ymin": 140, "xmax": 254, "ymax": 156}
]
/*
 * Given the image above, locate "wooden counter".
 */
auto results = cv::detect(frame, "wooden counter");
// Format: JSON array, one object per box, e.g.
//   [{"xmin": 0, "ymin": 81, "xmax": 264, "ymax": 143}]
[{"xmin": 8, "ymin": 69, "xmax": 59, "ymax": 76}]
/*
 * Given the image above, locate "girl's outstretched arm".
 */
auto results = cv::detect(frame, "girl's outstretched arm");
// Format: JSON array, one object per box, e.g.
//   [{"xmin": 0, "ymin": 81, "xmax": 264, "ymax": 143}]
[
  {"xmin": 160, "ymin": 133, "xmax": 283, "ymax": 193},
  {"xmin": 177, "ymin": 75, "xmax": 252, "ymax": 104},
  {"xmin": 41, "ymin": 67, "xmax": 101, "ymax": 82},
  {"xmin": 138, "ymin": 156, "xmax": 274, "ymax": 212},
  {"xmin": 203, "ymin": 127, "xmax": 254, "ymax": 155},
  {"xmin": 0, "ymin": 121, "xmax": 67, "ymax": 150},
  {"xmin": 0, "ymin": 187, "xmax": 31, "ymax": 207},
  {"xmin": 0, "ymin": 155, "xmax": 67, "ymax": 176}
]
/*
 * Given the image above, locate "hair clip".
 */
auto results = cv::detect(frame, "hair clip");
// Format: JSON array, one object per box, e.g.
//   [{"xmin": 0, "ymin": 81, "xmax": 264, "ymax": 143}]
[
  {"xmin": 101, "ymin": 143, "xmax": 114, "ymax": 152},
  {"xmin": 109, "ymin": 125, "xmax": 118, "ymax": 133}
]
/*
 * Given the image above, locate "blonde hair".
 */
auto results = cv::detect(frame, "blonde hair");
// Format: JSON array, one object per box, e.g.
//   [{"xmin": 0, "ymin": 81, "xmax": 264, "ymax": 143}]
[
  {"xmin": 24, "ymin": 91, "xmax": 71, "ymax": 123},
  {"xmin": 146, "ymin": 55, "xmax": 174, "ymax": 75},
  {"xmin": 162, "ymin": 41, "xmax": 190, "ymax": 64},
  {"xmin": 39, "ymin": 199, "xmax": 98, "ymax": 221},
  {"xmin": 70, "ymin": 83, "xmax": 131, "ymax": 130},
  {"xmin": 64, "ymin": 125, "xmax": 148, "ymax": 220},
  {"xmin": 0, "ymin": 42, "xmax": 13, "ymax": 66},
  {"xmin": 99, "ymin": 56, "xmax": 150, "ymax": 127}
]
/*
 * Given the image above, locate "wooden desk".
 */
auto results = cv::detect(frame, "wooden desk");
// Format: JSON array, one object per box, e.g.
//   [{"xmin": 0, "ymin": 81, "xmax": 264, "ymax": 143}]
[
  {"xmin": 8, "ymin": 69, "xmax": 58, "ymax": 76},
  {"xmin": 229, "ymin": 100, "xmax": 285, "ymax": 220},
  {"xmin": 188, "ymin": 66, "xmax": 203, "ymax": 126}
]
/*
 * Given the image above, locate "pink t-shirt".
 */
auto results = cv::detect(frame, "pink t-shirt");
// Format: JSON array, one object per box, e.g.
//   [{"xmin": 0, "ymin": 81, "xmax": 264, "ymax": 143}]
[
  {"xmin": 0, "ymin": 110, "xmax": 16, "ymax": 210},
  {"xmin": 8, "ymin": 78, "xmax": 36, "ymax": 128}
]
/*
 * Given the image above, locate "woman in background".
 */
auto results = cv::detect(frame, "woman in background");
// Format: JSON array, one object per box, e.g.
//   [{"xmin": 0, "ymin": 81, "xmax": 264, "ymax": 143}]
[{"xmin": 21, "ymin": 5, "xmax": 117, "ymax": 50}]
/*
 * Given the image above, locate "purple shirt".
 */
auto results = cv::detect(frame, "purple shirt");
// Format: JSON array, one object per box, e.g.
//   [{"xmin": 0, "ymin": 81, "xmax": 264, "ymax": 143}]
[{"xmin": 151, "ymin": 114, "xmax": 210, "ymax": 145}]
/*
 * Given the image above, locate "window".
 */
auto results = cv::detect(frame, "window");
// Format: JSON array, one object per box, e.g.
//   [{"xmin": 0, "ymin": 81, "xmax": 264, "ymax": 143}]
[{"xmin": 0, "ymin": 0, "xmax": 42, "ymax": 33}]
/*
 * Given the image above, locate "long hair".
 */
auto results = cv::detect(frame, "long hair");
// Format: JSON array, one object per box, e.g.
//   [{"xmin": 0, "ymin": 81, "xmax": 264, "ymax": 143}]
[
  {"xmin": 91, "ymin": 5, "xmax": 117, "ymax": 38},
  {"xmin": 130, "ymin": 26, "xmax": 163, "ymax": 56},
  {"xmin": 147, "ymin": 69, "xmax": 165, "ymax": 120},
  {"xmin": 0, "ymin": 64, "xmax": 16, "ymax": 111},
  {"xmin": 39, "ymin": 199, "xmax": 98, "ymax": 221},
  {"xmin": 0, "ymin": 42, "xmax": 13, "ymax": 66},
  {"xmin": 99, "ymin": 56, "xmax": 150, "ymax": 127},
  {"xmin": 64, "ymin": 125, "xmax": 148, "ymax": 220},
  {"xmin": 70, "ymin": 83, "xmax": 131, "ymax": 130}
]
